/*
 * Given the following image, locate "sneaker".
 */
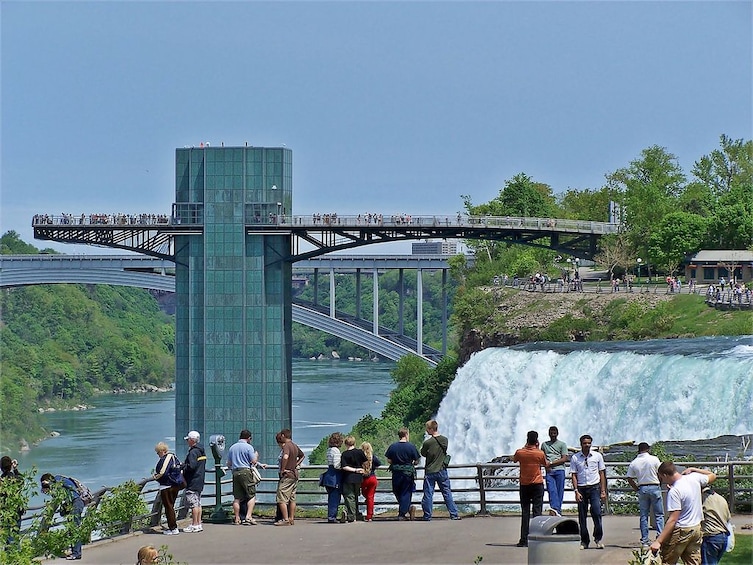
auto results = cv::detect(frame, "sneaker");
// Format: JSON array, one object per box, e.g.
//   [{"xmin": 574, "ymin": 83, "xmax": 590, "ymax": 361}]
[
  {"xmin": 450, "ymin": 515, "xmax": 462, "ymax": 520},
  {"xmin": 547, "ymin": 508, "xmax": 561, "ymax": 516},
  {"xmin": 594, "ymin": 541, "xmax": 604, "ymax": 549},
  {"xmin": 579, "ymin": 544, "xmax": 587, "ymax": 550},
  {"xmin": 408, "ymin": 505, "xmax": 416, "ymax": 521},
  {"xmin": 192, "ymin": 524, "xmax": 203, "ymax": 532},
  {"xmin": 338, "ymin": 509, "xmax": 347, "ymax": 523},
  {"xmin": 65, "ymin": 557, "xmax": 82, "ymax": 561},
  {"xmin": 182, "ymin": 525, "xmax": 197, "ymax": 533},
  {"xmin": 163, "ymin": 528, "xmax": 180, "ymax": 535},
  {"xmin": 273, "ymin": 520, "xmax": 290, "ymax": 526}
]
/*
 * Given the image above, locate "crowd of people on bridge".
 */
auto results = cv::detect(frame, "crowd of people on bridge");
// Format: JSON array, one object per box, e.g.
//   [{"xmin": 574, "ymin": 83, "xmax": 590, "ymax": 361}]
[{"xmin": 32, "ymin": 213, "xmax": 170, "ymax": 226}]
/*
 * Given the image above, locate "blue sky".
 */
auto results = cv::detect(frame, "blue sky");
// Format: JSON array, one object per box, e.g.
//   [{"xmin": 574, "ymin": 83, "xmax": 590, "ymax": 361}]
[{"xmin": 2, "ymin": 1, "xmax": 751, "ymax": 254}]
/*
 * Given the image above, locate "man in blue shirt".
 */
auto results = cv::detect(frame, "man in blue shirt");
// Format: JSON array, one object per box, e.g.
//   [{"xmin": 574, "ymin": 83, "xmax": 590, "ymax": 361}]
[
  {"xmin": 40, "ymin": 473, "xmax": 85, "ymax": 560},
  {"xmin": 226, "ymin": 429, "xmax": 264, "ymax": 525}
]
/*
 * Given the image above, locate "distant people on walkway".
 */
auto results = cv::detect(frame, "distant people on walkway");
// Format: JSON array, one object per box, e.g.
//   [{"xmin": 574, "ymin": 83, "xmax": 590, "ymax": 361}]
[
  {"xmin": 513, "ymin": 430, "xmax": 548, "ymax": 547},
  {"xmin": 626, "ymin": 442, "xmax": 664, "ymax": 548},
  {"xmin": 274, "ymin": 430, "xmax": 305, "ymax": 526},
  {"xmin": 385, "ymin": 427, "xmax": 420, "ymax": 521},
  {"xmin": 570, "ymin": 434, "xmax": 607, "ymax": 550},
  {"xmin": 325, "ymin": 432, "xmax": 344, "ymax": 523},
  {"xmin": 340, "ymin": 436, "xmax": 367, "ymax": 522},
  {"xmin": 701, "ymin": 486, "xmax": 732, "ymax": 565},
  {"xmin": 182, "ymin": 431, "xmax": 207, "ymax": 533},
  {"xmin": 152, "ymin": 443, "xmax": 182, "ymax": 536},
  {"xmin": 542, "ymin": 426, "xmax": 569, "ymax": 516},
  {"xmin": 420, "ymin": 420, "xmax": 461, "ymax": 521},
  {"xmin": 360, "ymin": 441, "xmax": 382, "ymax": 522},
  {"xmin": 40, "ymin": 473, "xmax": 86, "ymax": 560},
  {"xmin": 651, "ymin": 463, "xmax": 717, "ymax": 565},
  {"xmin": 226, "ymin": 430, "xmax": 261, "ymax": 525}
]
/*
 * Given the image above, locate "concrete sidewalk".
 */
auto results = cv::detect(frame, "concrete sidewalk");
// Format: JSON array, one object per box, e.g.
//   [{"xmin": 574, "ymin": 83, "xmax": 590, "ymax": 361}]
[{"xmin": 41, "ymin": 514, "xmax": 751, "ymax": 565}]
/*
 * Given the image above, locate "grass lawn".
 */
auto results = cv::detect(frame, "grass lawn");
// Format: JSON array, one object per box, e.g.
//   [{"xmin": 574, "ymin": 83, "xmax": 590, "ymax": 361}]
[{"xmin": 726, "ymin": 532, "xmax": 752, "ymax": 565}]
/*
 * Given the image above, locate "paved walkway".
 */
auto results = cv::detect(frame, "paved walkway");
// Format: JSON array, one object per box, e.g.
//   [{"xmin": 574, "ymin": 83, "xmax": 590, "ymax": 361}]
[{"xmin": 42, "ymin": 514, "xmax": 751, "ymax": 565}]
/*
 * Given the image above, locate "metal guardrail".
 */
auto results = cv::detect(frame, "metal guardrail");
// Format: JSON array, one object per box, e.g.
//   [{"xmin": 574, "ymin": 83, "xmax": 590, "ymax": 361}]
[{"xmin": 19, "ymin": 460, "xmax": 751, "ymax": 539}]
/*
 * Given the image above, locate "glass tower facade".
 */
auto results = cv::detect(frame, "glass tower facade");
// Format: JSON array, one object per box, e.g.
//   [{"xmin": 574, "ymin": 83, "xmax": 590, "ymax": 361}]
[{"xmin": 173, "ymin": 146, "xmax": 293, "ymax": 460}]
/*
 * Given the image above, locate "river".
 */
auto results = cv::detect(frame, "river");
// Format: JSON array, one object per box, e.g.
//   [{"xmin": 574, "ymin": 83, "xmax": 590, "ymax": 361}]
[{"xmin": 16, "ymin": 360, "xmax": 395, "ymax": 497}]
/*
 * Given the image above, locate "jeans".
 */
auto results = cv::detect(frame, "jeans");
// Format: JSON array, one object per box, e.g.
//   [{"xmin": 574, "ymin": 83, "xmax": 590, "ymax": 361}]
[
  {"xmin": 519, "ymin": 483, "xmax": 544, "ymax": 544},
  {"xmin": 701, "ymin": 533, "xmax": 728, "ymax": 565},
  {"xmin": 421, "ymin": 468, "xmax": 458, "ymax": 520},
  {"xmin": 391, "ymin": 472, "xmax": 415, "ymax": 517},
  {"xmin": 70, "ymin": 497, "xmax": 85, "ymax": 558},
  {"xmin": 577, "ymin": 485, "xmax": 603, "ymax": 547},
  {"xmin": 638, "ymin": 485, "xmax": 664, "ymax": 544},
  {"xmin": 545, "ymin": 469, "xmax": 565, "ymax": 513},
  {"xmin": 325, "ymin": 485, "xmax": 341, "ymax": 521}
]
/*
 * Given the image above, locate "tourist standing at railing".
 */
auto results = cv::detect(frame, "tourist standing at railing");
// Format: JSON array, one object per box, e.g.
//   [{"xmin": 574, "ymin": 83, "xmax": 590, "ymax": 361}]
[
  {"xmin": 570, "ymin": 434, "xmax": 607, "ymax": 550},
  {"xmin": 651, "ymin": 463, "xmax": 717, "ymax": 565},
  {"xmin": 360, "ymin": 442, "xmax": 382, "ymax": 522},
  {"xmin": 181, "ymin": 431, "xmax": 207, "ymax": 533},
  {"xmin": 274, "ymin": 430, "xmax": 305, "ymax": 526},
  {"xmin": 420, "ymin": 420, "xmax": 461, "ymax": 521},
  {"xmin": 152, "ymin": 443, "xmax": 182, "ymax": 536},
  {"xmin": 324, "ymin": 432, "xmax": 344, "ymax": 523},
  {"xmin": 513, "ymin": 430, "xmax": 548, "ymax": 547},
  {"xmin": 226, "ymin": 429, "xmax": 261, "ymax": 525},
  {"xmin": 2, "ymin": 456, "xmax": 22, "ymax": 545},
  {"xmin": 339, "ymin": 436, "xmax": 367, "ymax": 523},
  {"xmin": 542, "ymin": 426, "xmax": 569, "ymax": 517},
  {"xmin": 626, "ymin": 442, "xmax": 664, "ymax": 549},
  {"xmin": 385, "ymin": 428, "xmax": 420, "ymax": 521}
]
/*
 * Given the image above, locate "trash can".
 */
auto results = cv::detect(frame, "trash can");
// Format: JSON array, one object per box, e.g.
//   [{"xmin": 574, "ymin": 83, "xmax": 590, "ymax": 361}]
[{"xmin": 527, "ymin": 515, "xmax": 580, "ymax": 565}]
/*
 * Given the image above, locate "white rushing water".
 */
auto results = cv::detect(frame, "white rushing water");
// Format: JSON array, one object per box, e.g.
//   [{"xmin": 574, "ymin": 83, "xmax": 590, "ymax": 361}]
[{"xmin": 437, "ymin": 336, "xmax": 753, "ymax": 464}]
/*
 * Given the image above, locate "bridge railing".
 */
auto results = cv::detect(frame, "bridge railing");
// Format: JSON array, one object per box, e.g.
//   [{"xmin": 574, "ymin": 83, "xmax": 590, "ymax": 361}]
[
  {"xmin": 19, "ymin": 460, "xmax": 750, "ymax": 540},
  {"xmin": 32, "ymin": 213, "xmax": 619, "ymax": 235}
]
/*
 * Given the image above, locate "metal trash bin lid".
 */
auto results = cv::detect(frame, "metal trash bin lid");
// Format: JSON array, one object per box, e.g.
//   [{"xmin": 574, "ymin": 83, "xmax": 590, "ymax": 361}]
[{"xmin": 527, "ymin": 515, "xmax": 579, "ymax": 539}]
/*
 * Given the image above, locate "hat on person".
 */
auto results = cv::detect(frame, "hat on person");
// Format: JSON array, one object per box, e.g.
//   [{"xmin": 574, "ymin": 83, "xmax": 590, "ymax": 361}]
[{"xmin": 184, "ymin": 431, "xmax": 200, "ymax": 441}]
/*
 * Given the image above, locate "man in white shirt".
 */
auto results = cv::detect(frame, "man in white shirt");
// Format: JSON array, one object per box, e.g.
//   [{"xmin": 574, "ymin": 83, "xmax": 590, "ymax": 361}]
[
  {"xmin": 650, "ymin": 462, "xmax": 716, "ymax": 565},
  {"xmin": 626, "ymin": 442, "xmax": 665, "ymax": 547},
  {"xmin": 570, "ymin": 434, "xmax": 607, "ymax": 550}
]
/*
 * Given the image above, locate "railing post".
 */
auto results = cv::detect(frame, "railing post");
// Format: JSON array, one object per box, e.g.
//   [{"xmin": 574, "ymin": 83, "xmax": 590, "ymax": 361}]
[{"xmin": 728, "ymin": 463, "xmax": 735, "ymax": 511}]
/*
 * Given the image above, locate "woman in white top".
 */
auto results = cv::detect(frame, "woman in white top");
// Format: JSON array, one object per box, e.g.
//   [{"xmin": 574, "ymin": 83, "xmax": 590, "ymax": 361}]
[{"xmin": 325, "ymin": 432, "xmax": 344, "ymax": 523}]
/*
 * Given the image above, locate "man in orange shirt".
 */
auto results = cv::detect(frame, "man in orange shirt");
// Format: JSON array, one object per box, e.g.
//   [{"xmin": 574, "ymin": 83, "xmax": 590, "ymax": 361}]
[{"xmin": 513, "ymin": 430, "xmax": 549, "ymax": 547}]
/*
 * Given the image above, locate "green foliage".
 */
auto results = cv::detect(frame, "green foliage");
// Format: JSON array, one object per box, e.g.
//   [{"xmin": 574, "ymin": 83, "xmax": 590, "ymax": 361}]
[
  {"xmin": 647, "ymin": 212, "xmax": 708, "ymax": 274},
  {"xmin": 1, "ymin": 476, "xmax": 152, "ymax": 563},
  {"xmin": 90, "ymin": 480, "xmax": 148, "ymax": 538},
  {"xmin": 724, "ymin": 531, "xmax": 752, "ymax": 565},
  {"xmin": 0, "ymin": 262, "xmax": 176, "ymax": 450}
]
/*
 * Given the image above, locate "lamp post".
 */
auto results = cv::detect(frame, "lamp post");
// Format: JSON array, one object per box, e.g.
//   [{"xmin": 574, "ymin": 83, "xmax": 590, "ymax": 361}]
[{"xmin": 637, "ymin": 258, "xmax": 642, "ymax": 290}]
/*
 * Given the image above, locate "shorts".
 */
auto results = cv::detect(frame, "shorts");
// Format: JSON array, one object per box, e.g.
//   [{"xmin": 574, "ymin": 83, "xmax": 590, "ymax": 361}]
[
  {"xmin": 185, "ymin": 490, "xmax": 201, "ymax": 509},
  {"xmin": 276, "ymin": 476, "xmax": 298, "ymax": 504},
  {"xmin": 232, "ymin": 468, "xmax": 257, "ymax": 500}
]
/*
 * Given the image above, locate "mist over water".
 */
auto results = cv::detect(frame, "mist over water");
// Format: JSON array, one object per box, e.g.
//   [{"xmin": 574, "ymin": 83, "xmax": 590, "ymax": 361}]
[{"xmin": 437, "ymin": 336, "xmax": 753, "ymax": 464}]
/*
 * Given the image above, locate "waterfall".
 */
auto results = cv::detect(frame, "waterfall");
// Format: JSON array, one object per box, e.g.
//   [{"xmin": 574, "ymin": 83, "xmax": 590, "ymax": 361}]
[{"xmin": 437, "ymin": 336, "xmax": 753, "ymax": 464}]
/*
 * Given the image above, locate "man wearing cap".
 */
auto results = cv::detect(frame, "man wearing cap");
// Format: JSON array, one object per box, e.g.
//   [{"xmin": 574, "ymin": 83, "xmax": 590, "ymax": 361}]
[
  {"xmin": 626, "ymin": 442, "xmax": 664, "ymax": 548},
  {"xmin": 182, "ymin": 431, "xmax": 207, "ymax": 533},
  {"xmin": 650, "ymin": 463, "xmax": 717, "ymax": 565},
  {"xmin": 226, "ymin": 430, "xmax": 262, "ymax": 525}
]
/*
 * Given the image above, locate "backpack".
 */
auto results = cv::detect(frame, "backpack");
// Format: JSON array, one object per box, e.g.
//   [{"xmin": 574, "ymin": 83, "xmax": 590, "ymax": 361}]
[
  {"xmin": 165, "ymin": 454, "xmax": 186, "ymax": 489},
  {"xmin": 69, "ymin": 477, "xmax": 94, "ymax": 505}
]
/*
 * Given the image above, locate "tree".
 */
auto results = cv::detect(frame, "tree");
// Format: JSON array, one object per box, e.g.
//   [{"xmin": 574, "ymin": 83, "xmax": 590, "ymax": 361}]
[
  {"xmin": 593, "ymin": 233, "xmax": 634, "ymax": 280},
  {"xmin": 607, "ymin": 145, "xmax": 686, "ymax": 256},
  {"xmin": 557, "ymin": 186, "xmax": 613, "ymax": 222},
  {"xmin": 647, "ymin": 212, "xmax": 708, "ymax": 274},
  {"xmin": 691, "ymin": 134, "xmax": 753, "ymax": 199}
]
